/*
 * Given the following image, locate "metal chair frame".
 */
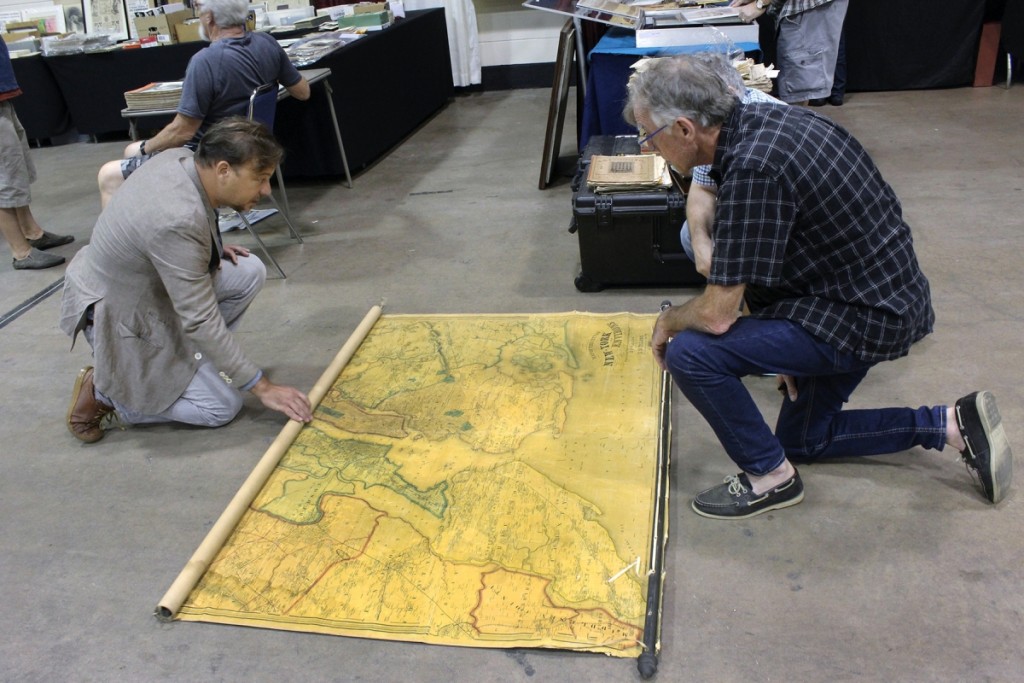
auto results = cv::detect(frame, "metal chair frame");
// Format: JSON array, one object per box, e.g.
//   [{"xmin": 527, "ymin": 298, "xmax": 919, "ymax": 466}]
[{"xmin": 235, "ymin": 82, "xmax": 303, "ymax": 278}]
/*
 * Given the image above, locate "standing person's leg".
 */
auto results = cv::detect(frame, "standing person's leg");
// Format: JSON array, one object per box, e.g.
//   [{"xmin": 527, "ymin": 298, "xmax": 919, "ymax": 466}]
[
  {"xmin": 0, "ymin": 102, "xmax": 68, "ymax": 269},
  {"xmin": 775, "ymin": 0, "xmax": 849, "ymax": 105},
  {"xmin": 0, "ymin": 207, "xmax": 34, "ymax": 261},
  {"xmin": 17, "ymin": 205, "xmax": 74, "ymax": 249},
  {"xmin": 829, "ymin": 25, "xmax": 847, "ymax": 104}
]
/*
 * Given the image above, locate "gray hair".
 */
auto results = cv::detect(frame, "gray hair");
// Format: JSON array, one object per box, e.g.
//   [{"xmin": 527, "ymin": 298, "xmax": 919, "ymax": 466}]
[
  {"xmin": 624, "ymin": 53, "xmax": 740, "ymax": 130},
  {"xmin": 689, "ymin": 51, "xmax": 747, "ymax": 96},
  {"xmin": 200, "ymin": 0, "xmax": 248, "ymax": 28}
]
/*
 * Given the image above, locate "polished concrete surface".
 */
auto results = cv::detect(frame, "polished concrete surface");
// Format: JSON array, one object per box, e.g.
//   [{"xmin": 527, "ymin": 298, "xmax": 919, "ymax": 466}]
[{"xmin": 2, "ymin": 86, "xmax": 1022, "ymax": 682}]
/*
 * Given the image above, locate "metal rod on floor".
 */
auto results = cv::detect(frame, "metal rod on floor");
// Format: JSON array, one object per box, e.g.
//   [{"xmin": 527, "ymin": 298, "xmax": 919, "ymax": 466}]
[
  {"xmin": 638, "ymin": 363, "xmax": 671, "ymax": 678},
  {"xmin": 0, "ymin": 276, "xmax": 64, "ymax": 331},
  {"xmin": 638, "ymin": 302, "xmax": 673, "ymax": 678}
]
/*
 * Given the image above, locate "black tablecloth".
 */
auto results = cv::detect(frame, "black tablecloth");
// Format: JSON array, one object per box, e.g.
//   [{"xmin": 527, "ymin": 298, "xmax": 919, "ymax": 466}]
[
  {"xmin": 21, "ymin": 9, "xmax": 452, "ymax": 176},
  {"xmin": 845, "ymin": 0, "xmax": 984, "ymax": 91},
  {"xmin": 10, "ymin": 54, "xmax": 70, "ymax": 140},
  {"xmin": 276, "ymin": 9, "xmax": 454, "ymax": 177},
  {"xmin": 45, "ymin": 42, "xmax": 204, "ymax": 137}
]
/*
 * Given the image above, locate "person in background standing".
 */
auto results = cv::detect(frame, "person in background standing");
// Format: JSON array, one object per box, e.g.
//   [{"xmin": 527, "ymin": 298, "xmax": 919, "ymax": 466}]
[{"xmin": 0, "ymin": 39, "xmax": 74, "ymax": 271}]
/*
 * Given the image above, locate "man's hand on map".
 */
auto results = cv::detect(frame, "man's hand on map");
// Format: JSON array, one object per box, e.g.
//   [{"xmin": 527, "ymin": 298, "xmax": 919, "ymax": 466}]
[{"xmin": 250, "ymin": 376, "xmax": 313, "ymax": 422}]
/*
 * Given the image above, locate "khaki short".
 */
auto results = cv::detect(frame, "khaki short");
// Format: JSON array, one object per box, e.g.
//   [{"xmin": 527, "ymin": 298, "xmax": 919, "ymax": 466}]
[{"xmin": 0, "ymin": 100, "xmax": 36, "ymax": 208}]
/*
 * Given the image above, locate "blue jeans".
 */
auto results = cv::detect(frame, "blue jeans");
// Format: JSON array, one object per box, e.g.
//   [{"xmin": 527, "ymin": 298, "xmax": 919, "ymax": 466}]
[{"xmin": 665, "ymin": 317, "xmax": 947, "ymax": 475}]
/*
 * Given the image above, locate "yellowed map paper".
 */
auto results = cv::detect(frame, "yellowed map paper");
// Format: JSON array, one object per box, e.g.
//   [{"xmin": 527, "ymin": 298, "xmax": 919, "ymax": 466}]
[{"xmin": 177, "ymin": 312, "xmax": 666, "ymax": 656}]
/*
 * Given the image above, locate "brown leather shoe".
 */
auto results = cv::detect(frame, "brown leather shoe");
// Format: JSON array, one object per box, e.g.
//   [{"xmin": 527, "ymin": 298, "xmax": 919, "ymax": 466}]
[{"xmin": 66, "ymin": 366, "xmax": 114, "ymax": 443}]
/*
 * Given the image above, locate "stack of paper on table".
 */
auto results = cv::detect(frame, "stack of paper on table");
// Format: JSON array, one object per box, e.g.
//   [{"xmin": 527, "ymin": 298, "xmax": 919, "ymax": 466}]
[
  {"xmin": 586, "ymin": 154, "xmax": 673, "ymax": 193},
  {"xmin": 735, "ymin": 58, "xmax": 779, "ymax": 92},
  {"xmin": 124, "ymin": 81, "xmax": 183, "ymax": 111}
]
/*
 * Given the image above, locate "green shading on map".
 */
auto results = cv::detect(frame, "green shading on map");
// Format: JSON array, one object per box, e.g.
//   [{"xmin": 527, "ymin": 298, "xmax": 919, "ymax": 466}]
[{"xmin": 178, "ymin": 312, "xmax": 666, "ymax": 656}]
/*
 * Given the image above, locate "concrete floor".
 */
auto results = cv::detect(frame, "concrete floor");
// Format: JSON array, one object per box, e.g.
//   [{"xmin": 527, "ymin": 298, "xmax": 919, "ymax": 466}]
[{"xmin": 1, "ymin": 85, "xmax": 1022, "ymax": 682}]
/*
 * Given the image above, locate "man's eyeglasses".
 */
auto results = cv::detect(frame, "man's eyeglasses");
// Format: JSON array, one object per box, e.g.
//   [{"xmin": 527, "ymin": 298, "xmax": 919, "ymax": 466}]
[{"xmin": 637, "ymin": 123, "xmax": 668, "ymax": 148}]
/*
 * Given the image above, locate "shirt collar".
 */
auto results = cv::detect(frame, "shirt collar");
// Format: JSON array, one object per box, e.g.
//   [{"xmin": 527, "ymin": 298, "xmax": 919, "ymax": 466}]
[{"xmin": 710, "ymin": 102, "xmax": 743, "ymax": 186}]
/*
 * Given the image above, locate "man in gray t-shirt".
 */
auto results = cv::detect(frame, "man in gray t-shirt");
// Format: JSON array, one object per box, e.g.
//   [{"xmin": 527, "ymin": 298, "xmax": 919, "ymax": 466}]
[{"xmin": 97, "ymin": 0, "xmax": 309, "ymax": 208}]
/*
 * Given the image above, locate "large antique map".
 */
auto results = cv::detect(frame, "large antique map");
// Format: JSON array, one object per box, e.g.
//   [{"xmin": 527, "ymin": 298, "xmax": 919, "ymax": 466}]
[{"xmin": 171, "ymin": 312, "xmax": 668, "ymax": 657}]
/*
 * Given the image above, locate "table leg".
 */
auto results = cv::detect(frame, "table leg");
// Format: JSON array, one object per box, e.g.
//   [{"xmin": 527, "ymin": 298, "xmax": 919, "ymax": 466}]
[{"xmin": 322, "ymin": 81, "xmax": 353, "ymax": 188}]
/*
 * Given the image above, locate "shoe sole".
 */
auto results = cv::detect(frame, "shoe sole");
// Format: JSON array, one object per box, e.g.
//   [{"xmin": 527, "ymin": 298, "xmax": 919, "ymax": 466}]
[
  {"xmin": 66, "ymin": 367, "xmax": 104, "ymax": 444},
  {"xmin": 975, "ymin": 391, "xmax": 1012, "ymax": 504},
  {"xmin": 691, "ymin": 488, "xmax": 805, "ymax": 520}
]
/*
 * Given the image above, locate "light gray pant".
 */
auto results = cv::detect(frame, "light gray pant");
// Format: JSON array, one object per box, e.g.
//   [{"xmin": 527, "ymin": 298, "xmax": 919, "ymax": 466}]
[
  {"xmin": 93, "ymin": 254, "xmax": 266, "ymax": 427},
  {"xmin": 776, "ymin": 0, "xmax": 849, "ymax": 103}
]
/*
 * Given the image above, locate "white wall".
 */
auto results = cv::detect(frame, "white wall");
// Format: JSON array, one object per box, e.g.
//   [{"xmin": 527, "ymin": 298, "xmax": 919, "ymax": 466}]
[{"xmin": 474, "ymin": 0, "xmax": 563, "ymax": 67}]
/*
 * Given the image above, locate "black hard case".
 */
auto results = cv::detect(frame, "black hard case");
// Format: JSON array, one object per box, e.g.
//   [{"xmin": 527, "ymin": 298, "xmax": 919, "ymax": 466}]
[{"xmin": 570, "ymin": 136, "xmax": 705, "ymax": 292}]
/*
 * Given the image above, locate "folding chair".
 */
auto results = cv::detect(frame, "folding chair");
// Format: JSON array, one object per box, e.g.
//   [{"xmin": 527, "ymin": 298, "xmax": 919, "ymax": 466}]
[{"xmin": 235, "ymin": 82, "xmax": 303, "ymax": 278}]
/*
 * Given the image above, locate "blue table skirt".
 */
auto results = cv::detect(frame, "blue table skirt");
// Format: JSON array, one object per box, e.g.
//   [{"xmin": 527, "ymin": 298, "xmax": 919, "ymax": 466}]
[{"xmin": 580, "ymin": 28, "xmax": 759, "ymax": 149}]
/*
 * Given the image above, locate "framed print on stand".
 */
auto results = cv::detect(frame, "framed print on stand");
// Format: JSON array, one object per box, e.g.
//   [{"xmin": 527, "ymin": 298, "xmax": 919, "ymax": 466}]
[
  {"xmin": 64, "ymin": 2, "xmax": 87, "ymax": 34},
  {"xmin": 83, "ymin": 0, "xmax": 129, "ymax": 41}
]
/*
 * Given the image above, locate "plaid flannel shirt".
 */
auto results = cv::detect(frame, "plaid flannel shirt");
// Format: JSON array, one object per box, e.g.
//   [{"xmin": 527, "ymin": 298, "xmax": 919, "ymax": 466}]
[
  {"xmin": 772, "ymin": 0, "xmax": 837, "ymax": 19},
  {"xmin": 707, "ymin": 102, "xmax": 935, "ymax": 362}
]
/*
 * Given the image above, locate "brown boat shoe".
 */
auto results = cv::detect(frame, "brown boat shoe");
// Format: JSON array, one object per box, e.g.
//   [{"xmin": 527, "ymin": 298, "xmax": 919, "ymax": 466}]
[{"xmin": 66, "ymin": 367, "xmax": 114, "ymax": 443}]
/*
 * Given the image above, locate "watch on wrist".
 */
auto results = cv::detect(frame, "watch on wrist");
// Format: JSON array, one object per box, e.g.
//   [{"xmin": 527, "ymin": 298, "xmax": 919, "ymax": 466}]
[
  {"xmin": 755, "ymin": 0, "xmax": 767, "ymax": 9},
  {"xmin": 140, "ymin": 139, "xmax": 148, "ymax": 155}
]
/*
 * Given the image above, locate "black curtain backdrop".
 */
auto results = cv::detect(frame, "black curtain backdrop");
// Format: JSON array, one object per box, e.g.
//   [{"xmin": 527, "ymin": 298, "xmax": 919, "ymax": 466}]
[{"xmin": 845, "ymin": 0, "xmax": 984, "ymax": 91}]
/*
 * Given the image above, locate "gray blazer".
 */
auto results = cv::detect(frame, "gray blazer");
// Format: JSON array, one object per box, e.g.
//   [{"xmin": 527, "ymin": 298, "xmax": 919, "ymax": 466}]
[{"xmin": 60, "ymin": 149, "xmax": 259, "ymax": 414}]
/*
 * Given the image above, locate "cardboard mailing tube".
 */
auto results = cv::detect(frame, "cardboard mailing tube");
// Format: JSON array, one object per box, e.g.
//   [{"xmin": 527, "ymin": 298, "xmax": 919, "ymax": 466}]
[{"xmin": 155, "ymin": 303, "xmax": 384, "ymax": 621}]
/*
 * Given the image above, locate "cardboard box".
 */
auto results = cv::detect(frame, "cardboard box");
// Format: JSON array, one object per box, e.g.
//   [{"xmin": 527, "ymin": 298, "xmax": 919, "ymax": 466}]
[
  {"xmin": 634, "ymin": 23, "xmax": 757, "ymax": 49},
  {"xmin": 2, "ymin": 30, "xmax": 40, "ymax": 43},
  {"xmin": 174, "ymin": 19, "xmax": 203, "ymax": 43},
  {"xmin": 353, "ymin": 2, "xmax": 387, "ymax": 14},
  {"xmin": 133, "ymin": 9, "xmax": 194, "ymax": 43},
  {"xmin": 4, "ymin": 20, "xmax": 44, "ymax": 33},
  {"xmin": 264, "ymin": 6, "xmax": 313, "ymax": 26}
]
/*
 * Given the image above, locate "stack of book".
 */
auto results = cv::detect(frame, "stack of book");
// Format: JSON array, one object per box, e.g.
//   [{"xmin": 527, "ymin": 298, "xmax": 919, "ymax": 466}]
[
  {"xmin": 735, "ymin": 58, "xmax": 778, "ymax": 92},
  {"xmin": 586, "ymin": 154, "xmax": 672, "ymax": 193},
  {"xmin": 123, "ymin": 81, "xmax": 184, "ymax": 111}
]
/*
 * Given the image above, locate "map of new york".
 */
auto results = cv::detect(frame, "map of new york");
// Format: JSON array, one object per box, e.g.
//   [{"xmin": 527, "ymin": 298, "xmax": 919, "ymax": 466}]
[{"xmin": 179, "ymin": 313, "xmax": 665, "ymax": 656}]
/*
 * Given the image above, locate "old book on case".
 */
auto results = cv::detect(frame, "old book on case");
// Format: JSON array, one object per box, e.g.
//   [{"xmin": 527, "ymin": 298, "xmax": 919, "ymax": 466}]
[{"xmin": 586, "ymin": 153, "xmax": 672, "ymax": 192}]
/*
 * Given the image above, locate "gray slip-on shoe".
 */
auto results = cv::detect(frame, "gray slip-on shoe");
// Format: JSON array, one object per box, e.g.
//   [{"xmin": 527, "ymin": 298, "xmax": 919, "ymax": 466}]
[
  {"xmin": 27, "ymin": 230, "xmax": 75, "ymax": 250},
  {"xmin": 12, "ymin": 247, "xmax": 65, "ymax": 270}
]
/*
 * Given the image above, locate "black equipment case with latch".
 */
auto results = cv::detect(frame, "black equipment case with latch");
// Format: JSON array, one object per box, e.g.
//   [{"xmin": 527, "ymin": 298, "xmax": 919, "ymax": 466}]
[{"xmin": 569, "ymin": 135, "xmax": 705, "ymax": 292}]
